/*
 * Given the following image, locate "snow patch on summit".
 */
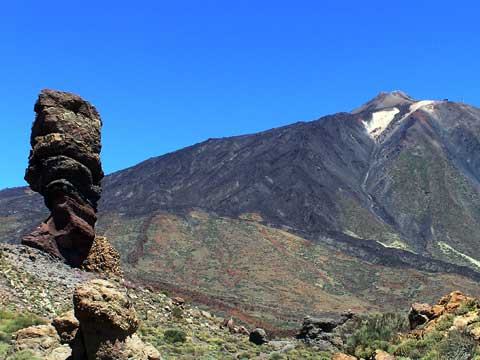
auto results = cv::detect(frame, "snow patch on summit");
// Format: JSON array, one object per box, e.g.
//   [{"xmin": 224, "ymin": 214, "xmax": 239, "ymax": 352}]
[
  {"xmin": 363, "ymin": 107, "xmax": 400, "ymax": 138},
  {"xmin": 409, "ymin": 100, "xmax": 436, "ymax": 113}
]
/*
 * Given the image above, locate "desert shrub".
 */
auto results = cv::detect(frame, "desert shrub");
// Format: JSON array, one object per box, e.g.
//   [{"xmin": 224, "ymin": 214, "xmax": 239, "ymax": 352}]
[
  {"xmin": 456, "ymin": 299, "xmax": 479, "ymax": 316},
  {"xmin": 236, "ymin": 351, "xmax": 254, "ymax": 359},
  {"xmin": 0, "ymin": 309, "xmax": 44, "ymax": 336},
  {"xmin": 171, "ymin": 307, "xmax": 183, "ymax": 319},
  {"xmin": 269, "ymin": 353, "xmax": 284, "ymax": 360},
  {"xmin": 344, "ymin": 313, "xmax": 408, "ymax": 358},
  {"xmin": 164, "ymin": 328, "xmax": 187, "ymax": 344},
  {"xmin": 6, "ymin": 350, "xmax": 41, "ymax": 360},
  {"xmin": 435, "ymin": 330, "xmax": 477, "ymax": 360},
  {"xmin": 435, "ymin": 314, "xmax": 455, "ymax": 331},
  {"xmin": 389, "ymin": 329, "xmax": 478, "ymax": 360},
  {"xmin": 390, "ymin": 338, "xmax": 426, "ymax": 358}
]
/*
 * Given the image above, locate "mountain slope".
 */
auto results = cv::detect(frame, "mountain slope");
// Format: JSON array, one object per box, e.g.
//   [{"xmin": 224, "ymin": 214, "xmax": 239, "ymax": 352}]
[{"xmin": 2, "ymin": 91, "xmax": 480, "ymax": 329}]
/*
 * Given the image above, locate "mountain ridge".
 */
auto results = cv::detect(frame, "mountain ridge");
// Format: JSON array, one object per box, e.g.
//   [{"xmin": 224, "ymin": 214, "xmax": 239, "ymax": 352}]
[{"xmin": 2, "ymin": 91, "xmax": 480, "ymax": 329}]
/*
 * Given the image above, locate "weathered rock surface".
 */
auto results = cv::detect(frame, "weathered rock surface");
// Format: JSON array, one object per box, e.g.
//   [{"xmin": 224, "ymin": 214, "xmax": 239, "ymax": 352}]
[
  {"xmin": 249, "ymin": 327, "xmax": 268, "ymax": 345},
  {"xmin": 52, "ymin": 310, "xmax": 79, "ymax": 344},
  {"xmin": 374, "ymin": 349, "xmax": 395, "ymax": 360},
  {"xmin": 297, "ymin": 312, "xmax": 354, "ymax": 350},
  {"xmin": 72, "ymin": 279, "xmax": 159, "ymax": 360},
  {"xmin": 408, "ymin": 303, "xmax": 433, "ymax": 329},
  {"xmin": 409, "ymin": 291, "xmax": 477, "ymax": 332},
  {"xmin": 22, "ymin": 89, "xmax": 103, "ymax": 267},
  {"xmin": 81, "ymin": 236, "xmax": 122, "ymax": 276},
  {"xmin": 332, "ymin": 353, "xmax": 357, "ymax": 360},
  {"xmin": 13, "ymin": 324, "xmax": 71, "ymax": 359}
]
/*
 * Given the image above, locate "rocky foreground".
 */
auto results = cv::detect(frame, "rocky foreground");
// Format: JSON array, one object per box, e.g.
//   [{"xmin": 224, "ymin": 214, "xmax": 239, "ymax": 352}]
[
  {"xmin": 2, "ymin": 243, "xmax": 480, "ymax": 359},
  {"xmin": 0, "ymin": 244, "xmax": 324, "ymax": 359}
]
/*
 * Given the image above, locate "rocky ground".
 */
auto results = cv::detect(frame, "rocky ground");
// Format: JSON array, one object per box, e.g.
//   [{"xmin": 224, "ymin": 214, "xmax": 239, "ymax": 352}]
[
  {"xmin": 2, "ymin": 243, "xmax": 480, "ymax": 359},
  {"xmin": 0, "ymin": 244, "xmax": 328, "ymax": 359}
]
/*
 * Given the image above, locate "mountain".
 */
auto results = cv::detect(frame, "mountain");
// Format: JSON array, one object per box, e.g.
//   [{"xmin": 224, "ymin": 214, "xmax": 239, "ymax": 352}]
[{"xmin": 2, "ymin": 91, "xmax": 480, "ymax": 330}]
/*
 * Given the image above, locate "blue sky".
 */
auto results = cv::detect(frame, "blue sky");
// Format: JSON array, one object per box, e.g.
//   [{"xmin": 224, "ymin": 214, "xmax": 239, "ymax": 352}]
[{"xmin": 1, "ymin": 0, "xmax": 479, "ymax": 189}]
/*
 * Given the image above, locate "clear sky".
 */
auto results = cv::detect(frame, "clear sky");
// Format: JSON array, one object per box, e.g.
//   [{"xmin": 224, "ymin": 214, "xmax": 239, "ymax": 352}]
[{"xmin": 1, "ymin": 0, "xmax": 479, "ymax": 189}]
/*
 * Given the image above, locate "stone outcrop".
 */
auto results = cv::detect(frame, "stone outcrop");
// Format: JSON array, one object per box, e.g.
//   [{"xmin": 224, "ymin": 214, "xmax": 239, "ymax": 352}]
[
  {"xmin": 408, "ymin": 291, "xmax": 476, "ymax": 332},
  {"xmin": 21, "ymin": 89, "xmax": 119, "ymax": 271},
  {"xmin": 72, "ymin": 279, "xmax": 160, "ymax": 360},
  {"xmin": 407, "ymin": 290, "xmax": 480, "ymax": 344},
  {"xmin": 13, "ymin": 324, "xmax": 71, "ymax": 359},
  {"xmin": 408, "ymin": 302, "xmax": 433, "ymax": 329},
  {"xmin": 297, "ymin": 312, "xmax": 354, "ymax": 351}
]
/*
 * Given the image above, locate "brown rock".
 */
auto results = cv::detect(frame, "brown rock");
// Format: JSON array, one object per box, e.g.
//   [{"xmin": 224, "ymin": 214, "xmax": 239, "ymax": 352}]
[
  {"xmin": 332, "ymin": 353, "xmax": 357, "ymax": 360},
  {"xmin": 52, "ymin": 310, "xmax": 79, "ymax": 343},
  {"xmin": 238, "ymin": 326, "xmax": 249, "ymax": 335},
  {"xmin": 431, "ymin": 304, "xmax": 445, "ymax": 318},
  {"xmin": 453, "ymin": 311, "xmax": 479, "ymax": 330},
  {"xmin": 172, "ymin": 296, "xmax": 185, "ymax": 306},
  {"xmin": 437, "ymin": 291, "xmax": 470, "ymax": 312},
  {"xmin": 21, "ymin": 89, "xmax": 114, "ymax": 269},
  {"xmin": 82, "ymin": 236, "xmax": 122, "ymax": 276},
  {"xmin": 72, "ymin": 279, "xmax": 159, "ymax": 360},
  {"xmin": 375, "ymin": 349, "xmax": 395, "ymax": 360},
  {"xmin": 408, "ymin": 303, "xmax": 433, "ymax": 329},
  {"xmin": 14, "ymin": 324, "xmax": 71, "ymax": 359}
]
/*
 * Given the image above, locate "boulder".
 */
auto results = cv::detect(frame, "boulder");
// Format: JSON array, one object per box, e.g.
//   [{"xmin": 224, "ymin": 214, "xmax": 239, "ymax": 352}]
[
  {"xmin": 297, "ymin": 312, "xmax": 354, "ymax": 346},
  {"xmin": 408, "ymin": 303, "xmax": 432, "ymax": 329},
  {"xmin": 52, "ymin": 310, "xmax": 79, "ymax": 343},
  {"xmin": 13, "ymin": 324, "xmax": 71, "ymax": 359},
  {"xmin": 249, "ymin": 328, "xmax": 268, "ymax": 345},
  {"xmin": 72, "ymin": 279, "xmax": 159, "ymax": 360},
  {"xmin": 374, "ymin": 349, "xmax": 395, "ymax": 360}
]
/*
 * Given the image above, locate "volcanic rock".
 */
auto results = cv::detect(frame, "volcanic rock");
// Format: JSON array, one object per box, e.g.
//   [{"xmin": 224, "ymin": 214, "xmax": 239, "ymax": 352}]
[
  {"xmin": 332, "ymin": 353, "xmax": 357, "ymax": 360},
  {"xmin": 249, "ymin": 328, "xmax": 268, "ymax": 345},
  {"xmin": 408, "ymin": 303, "xmax": 433, "ymax": 329},
  {"xmin": 297, "ymin": 312, "xmax": 354, "ymax": 347},
  {"xmin": 72, "ymin": 279, "xmax": 159, "ymax": 360},
  {"xmin": 374, "ymin": 349, "xmax": 395, "ymax": 360},
  {"xmin": 81, "ymin": 236, "xmax": 122, "ymax": 276},
  {"xmin": 13, "ymin": 324, "xmax": 71, "ymax": 359},
  {"xmin": 21, "ymin": 89, "xmax": 117, "ymax": 270},
  {"xmin": 52, "ymin": 310, "xmax": 80, "ymax": 344}
]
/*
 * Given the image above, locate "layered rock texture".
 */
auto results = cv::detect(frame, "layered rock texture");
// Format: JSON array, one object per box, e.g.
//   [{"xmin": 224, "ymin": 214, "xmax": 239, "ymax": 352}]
[
  {"xmin": 20, "ymin": 89, "xmax": 118, "ymax": 270},
  {"xmin": 71, "ymin": 279, "xmax": 160, "ymax": 360}
]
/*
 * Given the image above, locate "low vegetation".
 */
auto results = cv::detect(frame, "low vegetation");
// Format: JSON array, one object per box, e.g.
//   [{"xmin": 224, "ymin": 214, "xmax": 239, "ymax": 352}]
[{"xmin": 0, "ymin": 307, "xmax": 45, "ymax": 359}]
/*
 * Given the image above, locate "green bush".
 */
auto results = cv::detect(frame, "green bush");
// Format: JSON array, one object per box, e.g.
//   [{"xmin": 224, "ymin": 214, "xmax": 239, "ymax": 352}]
[
  {"xmin": 0, "ymin": 309, "xmax": 45, "ymax": 337},
  {"xmin": 343, "ymin": 313, "xmax": 408, "ymax": 358},
  {"xmin": 435, "ymin": 330, "xmax": 477, "ymax": 360},
  {"xmin": 171, "ymin": 307, "xmax": 183, "ymax": 319},
  {"xmin": 269, "ymin": 353, "xmax": 284, "ymax": 360},
  {"xmin": 435, "ymin": 314, "xmax": 455, "ymax": 331},
  {"xmin": 6, "ymin": 350, "xmax": 41, "ymax": 360},
  {"xmin": 164, "ymin": 329, "xmax": 187, "ymax": 344},
  {"xmin": 456, "ymin": 299, "xmax": 478, "ymax": 316}
]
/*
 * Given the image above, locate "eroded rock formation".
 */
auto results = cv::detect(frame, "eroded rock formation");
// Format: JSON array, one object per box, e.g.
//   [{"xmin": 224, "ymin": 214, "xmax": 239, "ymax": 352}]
[
  {"xmin": 21, "ymin": 89, "xmax": 111, "ymax": 269},
  {"xmin": 72, "ymin": 279, "xmax": 160, "ymax": 360}
]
